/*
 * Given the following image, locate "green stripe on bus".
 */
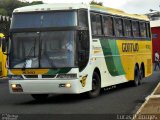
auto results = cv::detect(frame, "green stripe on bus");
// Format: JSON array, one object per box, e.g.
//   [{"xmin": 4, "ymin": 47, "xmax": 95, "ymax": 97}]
[
  {"xmin": 45, "ymin": 68, "xmax": 71, "ymax": 75},
  {"xmin": 100, "ymin": 39, "xmax": 125, "ymax": 76}
]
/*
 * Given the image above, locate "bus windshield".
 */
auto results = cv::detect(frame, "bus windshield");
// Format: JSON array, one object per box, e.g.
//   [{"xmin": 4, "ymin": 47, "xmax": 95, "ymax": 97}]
[
  {"xmin": 10, "ymin": 31, "xmax": 76, "ymax": 68},
  {"xmin": 11, "ymin": 11, "xmax": 77, "ymax": 29}
]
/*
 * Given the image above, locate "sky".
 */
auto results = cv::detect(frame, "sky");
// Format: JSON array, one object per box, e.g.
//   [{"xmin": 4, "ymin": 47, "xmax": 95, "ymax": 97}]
[{"xmin": 25, "ymin": 0, "xmax": 159, "ymax": 14}]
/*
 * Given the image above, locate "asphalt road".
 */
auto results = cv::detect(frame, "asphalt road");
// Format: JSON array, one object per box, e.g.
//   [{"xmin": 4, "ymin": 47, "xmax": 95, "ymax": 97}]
[{"xmin": 0, "ymin": 71, "xmax": 159, "ymax": 116}]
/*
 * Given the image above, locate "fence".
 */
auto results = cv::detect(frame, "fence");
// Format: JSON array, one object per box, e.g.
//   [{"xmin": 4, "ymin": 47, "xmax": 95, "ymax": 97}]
[{"xmin": 0, "ymin": 15, "xmax": 11, "ymax": 36}]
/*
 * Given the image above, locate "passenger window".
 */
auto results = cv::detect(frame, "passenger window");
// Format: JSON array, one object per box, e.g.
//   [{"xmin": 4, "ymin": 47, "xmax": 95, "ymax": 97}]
[
  {"xmin": 103, "ymin": 16, "xmax": 114, "ymax": 36},
  {"xmin": 132, "ymin": 21, "xmax": 140, "ymax": 37},
  {"xmin": 90, "ymin": 13, "xmax": 102, "ymax": 35},
  {"xmin": 91, "ymin": 14, "xmax": 97, "ymax": 35},
  {"xmin": 114, "ymin": 18, "xmax": 124, "ymax": 37},
  {"xmin": 140, "ymin": 22, "xmax": 147, "ymax": 37},
  {"xmin": 96, "ymin": 15, "xmax": 102, "ymax": 35},
  {"xmin": 146, "ymin": 23, "xmax": 151, "ymax": 38},
  {"xmin": 124, "ymin": 19, "xmax": 132, "ymax": 37}
]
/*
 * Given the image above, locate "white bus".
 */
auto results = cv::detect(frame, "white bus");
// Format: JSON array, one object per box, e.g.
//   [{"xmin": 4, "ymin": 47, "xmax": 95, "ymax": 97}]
[{"xmin": 7, "ymin": 3, "xmax": 152, "ymax": 101}]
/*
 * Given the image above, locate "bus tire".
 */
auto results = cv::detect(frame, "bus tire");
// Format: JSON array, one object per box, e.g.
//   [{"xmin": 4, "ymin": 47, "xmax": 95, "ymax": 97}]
[
  {"xmin": 133, "ymin": 65, "xmax": 140, "ymax": 86},
  {"xmin": 31, "ymin": 94, "xmax": 48, "ymax": 101},
  {"xmin": 140, "ymin": 66, "xmax": 144, "ymax": 79},
  {"xmin": 87, "ymin": 72, "xmax": 101, "ymax": 98}
]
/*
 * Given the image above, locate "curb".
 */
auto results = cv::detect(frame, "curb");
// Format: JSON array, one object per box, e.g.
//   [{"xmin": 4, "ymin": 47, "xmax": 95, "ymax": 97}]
[{"xmin": 133, "ymin": 82, "xmax": 160, "ymax": 120}]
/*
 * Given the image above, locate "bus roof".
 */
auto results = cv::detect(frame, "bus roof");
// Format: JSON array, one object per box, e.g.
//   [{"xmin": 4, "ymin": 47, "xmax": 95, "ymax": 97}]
[
  {"xmin": 13, "ymin": 3, "xmax": 88, "ymax": 13},
  {"xmin": 13, "ymin": 3, "xmax": 149, "ymax": 21},
  {"xmin": 90, "ymin": 5, "xmax": 149, "ymax": 21}
]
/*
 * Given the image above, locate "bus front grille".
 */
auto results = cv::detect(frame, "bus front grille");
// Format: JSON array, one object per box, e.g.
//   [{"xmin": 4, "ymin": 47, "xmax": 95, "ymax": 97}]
[{"xmin": 24, "ymin": 75, "xmax": 38, "ymax": 78}]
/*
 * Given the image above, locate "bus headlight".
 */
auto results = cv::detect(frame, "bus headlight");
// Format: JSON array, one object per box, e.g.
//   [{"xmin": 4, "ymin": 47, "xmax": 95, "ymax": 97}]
[
  {"xmin": 11, "ymin": 84, "xmax": 23, "ymax": 92},
  {"xmin": 11, "ymin": 84, "xmax": 16, "ymax": 88},
  {"xmin": 65, "ymin": 83, "xmax": 71, "ymax": 88},
  {"xmin": 59, "ymin": 83, "xmax": 71, "ymax": 88},
  {"xmin": 57, "ymin": 74, "xmax": 77, "ymax": 79}
]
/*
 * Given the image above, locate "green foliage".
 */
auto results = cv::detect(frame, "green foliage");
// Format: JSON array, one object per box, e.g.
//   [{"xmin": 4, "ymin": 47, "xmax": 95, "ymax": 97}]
[
  {"xmin": 0, "ymin": 0, "xmax": 44, "ymax": 36},
  {"xmin": 0, "ymin": 8, "xmax": 8, "ymax": 16},
  {"xmin": 90, "ymin": 0, "xmax": 103, "ymax": 6},
  {"xmin": 31, "ymin": 1, "xmax": 43, "ymax": 5},
  {"xmin": 0, "ymin": 0, "xmax": 44, "ymax": 17}
]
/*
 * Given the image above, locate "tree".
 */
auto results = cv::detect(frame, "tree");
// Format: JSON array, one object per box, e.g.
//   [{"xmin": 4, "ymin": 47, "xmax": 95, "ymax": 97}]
[
  {"xmin": 0, "ymin": 0, "xmax": 43, "ymax": 17},
  {"xmin": 90, "ymin": 0, "xmax": 103, "ymax": 6},
  {"xmin": 31, "ymin": 1, "xmax": 43, "ymax": 5},
  {"xmin": 0, "ymin": 0, "xmax": 43, "ymax": 36},
  {"xmin": 0, "ymin": 8, "xmax": 8, "ymax": 16}
]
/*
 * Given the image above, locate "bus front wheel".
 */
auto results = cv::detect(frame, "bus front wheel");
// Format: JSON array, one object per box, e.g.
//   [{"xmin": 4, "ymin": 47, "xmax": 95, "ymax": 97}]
[
  {"xmin": 31, "ymin": 94, "xmax": 49, "ymax": 101},
  {"xmin": 87, "ymin": 72, "xmax": 101, "ymax": 98}
]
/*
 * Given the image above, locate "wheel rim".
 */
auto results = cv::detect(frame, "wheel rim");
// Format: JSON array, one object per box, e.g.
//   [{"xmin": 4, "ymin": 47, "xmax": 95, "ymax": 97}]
[
  {"xmin": 135, "ymin": 71, "xmax": 141, "ymax": 85},
  {"xmin": 140, "ymin": 68, "xmax": 143, "ymax": 79},
  {"xmin": 135, "ymin": 70, "xmax": 139, "ymax": 85},
  {"xmin": 92, "ymin": 78, "xmax": 99, "ymax": 92},
  {"xmin": 135, "ymin": 75, "xmax": 139, "ymax": 85}
]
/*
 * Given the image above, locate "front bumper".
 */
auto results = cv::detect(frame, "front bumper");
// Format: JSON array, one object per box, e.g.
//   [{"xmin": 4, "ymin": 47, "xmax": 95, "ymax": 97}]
[{"xmin": 9, "ymin": 79, "xmax": 80, "ymax": 94}]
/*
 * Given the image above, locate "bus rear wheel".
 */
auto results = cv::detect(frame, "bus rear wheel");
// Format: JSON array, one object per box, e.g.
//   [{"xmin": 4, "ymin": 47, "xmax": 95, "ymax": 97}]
[
  {"xmin": 87, "ymin": 72, "xmax": 101, "ymax": 98},
  {"xmin": 133, "ymin": 65, "xmax": 141, "ymax": 86},
  {"xmin": 31, "ymin": 94, "xmax": 49, "ymax": 101},
  {"xmin": 140, "ymin": 66, "xmax": 144, "ymax": 80}
]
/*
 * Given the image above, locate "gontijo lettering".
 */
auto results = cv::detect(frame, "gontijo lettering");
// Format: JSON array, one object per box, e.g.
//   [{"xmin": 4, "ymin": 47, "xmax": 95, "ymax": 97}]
[{"xmin": 122, "ymin": 43, "xmax": 139, "ymax": 52}]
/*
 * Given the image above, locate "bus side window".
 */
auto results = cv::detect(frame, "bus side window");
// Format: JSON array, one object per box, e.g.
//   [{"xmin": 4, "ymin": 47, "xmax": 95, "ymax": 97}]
[
  {"xmin": 140, "ymin": 22, "xmax": 147, "ymax": 38},
  {"xmin": 132, "ymin": 21, "xmax": 140, "ymax": 38},
  {"xmin": 146, "ymin": 22, "xmax": 151, "ymax": 39},
  {"xmin": 124, "ymin": 19, "xmax": 132, "ymax": 37},
  {"xmin": 114, "ymin": 18, "xmax": 124, "ymax": 37},
  {"xmin": 103, "ymin": 16, "xmax": 114, "ymax": 36},
  {"xmin": 91, "ymin": 13, "xmax": 97, "ymax": 35},
  {"xmin": 96, "ymin": 15, "xmax": 102, "ymax": 35},
  {"xmin": 90, "ymin": 13, "xmax": 102, "ymax": 35}
]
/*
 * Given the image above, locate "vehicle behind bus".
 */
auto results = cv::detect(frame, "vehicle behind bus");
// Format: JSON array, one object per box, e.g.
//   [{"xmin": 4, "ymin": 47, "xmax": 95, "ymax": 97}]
[{"xmin": 0, "ymin": 33, "xmax": 7, "ymax": 78}]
